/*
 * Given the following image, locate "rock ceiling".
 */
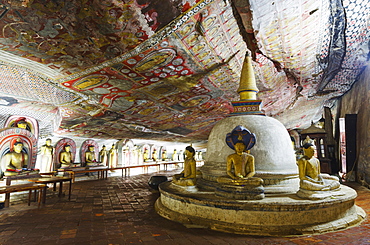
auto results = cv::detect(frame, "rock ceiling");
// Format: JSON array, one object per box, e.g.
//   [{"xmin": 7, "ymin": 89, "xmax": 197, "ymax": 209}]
[{"xmin": 0, "ymin": 0, "xmax": 368, "ymax": 144}]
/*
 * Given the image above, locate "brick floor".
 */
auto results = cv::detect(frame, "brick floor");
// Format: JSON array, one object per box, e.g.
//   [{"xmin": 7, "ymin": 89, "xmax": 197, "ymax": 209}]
[{"xmin": 0, "ymin": 170, "xmax": 369, "ymax": 245}]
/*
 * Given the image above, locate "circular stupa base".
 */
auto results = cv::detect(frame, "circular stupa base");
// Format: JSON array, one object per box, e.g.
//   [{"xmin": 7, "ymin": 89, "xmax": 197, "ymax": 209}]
[{"xmin": 155, "ymin": 182, "xmax": 366, "ymax": 237}]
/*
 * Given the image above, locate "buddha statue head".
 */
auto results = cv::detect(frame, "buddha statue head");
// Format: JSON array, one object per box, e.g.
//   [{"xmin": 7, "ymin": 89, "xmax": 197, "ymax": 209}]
[
  {"xmin": 226, "ymin": 125, "xmax": 256, "ymax": 151},
  {"xmin": 13, "ymin": 141, "xmax": 24, "ymax": 153},
  {"xmin": 64, "ymin": 144, "xmax": 71, "ymax": 152}
]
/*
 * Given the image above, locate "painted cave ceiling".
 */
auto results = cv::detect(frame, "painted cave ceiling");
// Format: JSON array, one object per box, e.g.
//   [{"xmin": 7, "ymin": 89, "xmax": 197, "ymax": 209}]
[{"xmin": 0, "ymin": 0, "xmax": 368, "ymax": 144}]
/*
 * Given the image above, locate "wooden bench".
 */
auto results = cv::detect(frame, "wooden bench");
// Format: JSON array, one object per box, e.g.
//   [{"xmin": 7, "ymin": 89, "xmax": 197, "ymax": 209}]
[
  {"xmin": 58, "ymin": 166, "xmax": 108, "ymax": 183},
  {"xmin": 160, "ymin": 161, "xmax": 183, "ymax": 171},
  {"xmin": 0, "ymin": 183, "xmax": 45, "ymax": 207},
  {"xmin": 3, "ymin": 173, "xmax": 42, "ymax": 186},
  {"xmin": 28, "ymin": 176, "xmax": 72, "ymax": 203},
  {"xmin": 110, "ymin": 163, "xmax": 160, "ymax": 177}
]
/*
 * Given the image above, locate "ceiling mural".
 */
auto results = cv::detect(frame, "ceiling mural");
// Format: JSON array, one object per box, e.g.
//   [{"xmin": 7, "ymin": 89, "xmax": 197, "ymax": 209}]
[{"xmin": 0, "ymin": 0, "xmax": 368, "ymax": 144}]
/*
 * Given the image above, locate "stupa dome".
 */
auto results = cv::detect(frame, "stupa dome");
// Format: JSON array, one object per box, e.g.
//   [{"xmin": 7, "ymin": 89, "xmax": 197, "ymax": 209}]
[{"xmin": 200, "ymin": 114, "xmax": 299, "ymax": 193}]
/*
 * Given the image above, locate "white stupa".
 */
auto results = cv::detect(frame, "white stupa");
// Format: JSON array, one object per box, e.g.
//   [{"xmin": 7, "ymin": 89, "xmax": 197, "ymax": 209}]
[{"xmin": 155, "ymin": 52, "xmax": 365, "ymax": 236}]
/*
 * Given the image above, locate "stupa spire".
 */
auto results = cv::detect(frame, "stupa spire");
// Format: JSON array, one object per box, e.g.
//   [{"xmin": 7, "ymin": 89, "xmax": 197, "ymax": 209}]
[
  {"xmin": 237, "ymin": 51, "xmax": 259, "ymax": 100},
  {"xmin": 230, "ymin": 51, "xmax": 264, "ymax": 115}
]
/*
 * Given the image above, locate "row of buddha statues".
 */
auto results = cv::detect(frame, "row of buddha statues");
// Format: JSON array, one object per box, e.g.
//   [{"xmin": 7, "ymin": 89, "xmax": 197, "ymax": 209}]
[
  {"xmin": 143, "ymin": 148, "xmax": 204, "ymax": 162},
  {"xmin": 172, "ymin": 126, "xmax": 341, "ymax": 200},
  {"xmin": 1, "ymin": 137, "xmax": 203, "ymax": 177}
]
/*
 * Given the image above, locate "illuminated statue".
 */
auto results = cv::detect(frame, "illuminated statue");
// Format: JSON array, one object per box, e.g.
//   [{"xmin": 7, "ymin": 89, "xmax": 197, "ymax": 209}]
[
  {"xmin": 99, "ymin": 145, "xmax": 108, "ymax": 166},
  {"xmin": 85, "ymin": 145, "xmax": 96, "ymax": 166},
  {"xmin": 108, "ymin": 144, "xmax": 117, "ymax": 168},
  {"xmin": 161, "ymin": 150, "xmax": 167, "ymax": 161},
  {"xmin": 173, "ymin": 146, "xmax": 197, "ymax": 186},
  {"xmin": 3, "ymin": 142, "xmax": 29, "ymax": 176},
  {"xmin": 133, "ymin": 145, "xmax": 139, "ymax": 165},
  {"xmin": 172, "ymin": 149, "xmax": 178, "ymax": 161},
  {"xmin": 40, "ymin": 138, "xmax": 54, "ymax": 172},
  {"xmin": 198, "ymin": 151, "xmax": 203, "ymax": 161},
  {"xmin": 60, "ymin": 144, "xmax": 73, "ymax": 168},
  {"xmin": 297, "ymin": 143, "xmax": 341, "ymax": 199},
  {"xmin": 217, "ymin": 126, "xmax": 263, "ymax": 186},
  {"xmin": 152, "ymin": 149, "xmax": 157, "ymax": 161},
  {"xmin": 16, "ymin": 120, "xmax": 27, "ymax": 129},
  {"xmin": 16, "ymin": 120, "xmax": 30, "ymax": 130},
  {"xmin": 143, "ymin": 149, "xmax": 149, "ymax": 162},
  {"xmin": 178, "ymin": 150, "xmax": 184, "ymax": 161}
]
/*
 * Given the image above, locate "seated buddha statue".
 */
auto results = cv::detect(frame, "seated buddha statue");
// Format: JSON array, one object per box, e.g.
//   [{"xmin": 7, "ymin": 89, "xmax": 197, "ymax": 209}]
[
  {"xmin": 217, "ymin": 142, "xmax": 263, "ymax": 186},
  {"xmin": 217, "ymin": 126, "xmax": 263, "ymax": 186},
  {"xmin": 60, "ymin": 145, "xmax": 73, "ymax": 168},
  {"xmin": 216, "ymin": 126, "xmax": 264, "ymax": 200},
  {"xmin": 297, "ymin": 143, "xmax": 341, "ymax": 199},
  {"xmin": 173, "ymin": 146, "xmax": 197, "ymax": 186},
  {"xmin": 3, "ymin": 142, "xmax": 29, "ymax": 176},
  {"xmin": 85, "ymin": 145, "xmax": 96, "ymax": 166}
]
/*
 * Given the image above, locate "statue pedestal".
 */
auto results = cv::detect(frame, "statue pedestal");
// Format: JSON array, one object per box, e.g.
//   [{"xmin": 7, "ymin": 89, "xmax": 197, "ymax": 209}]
[
  {"xmin": 215, "ymin": 184, "xmax": 264, "ymax": 200},
  {"xmin": 297, "ymin": 187, "xmax": 344, "ymax": 200},
  {"xmin": 156, "ymin": 182, "xmax": 365, "ymax": 236},
  {"xmin": 215, "ymin": 176, "xmax": 264, "ymax": 200}
]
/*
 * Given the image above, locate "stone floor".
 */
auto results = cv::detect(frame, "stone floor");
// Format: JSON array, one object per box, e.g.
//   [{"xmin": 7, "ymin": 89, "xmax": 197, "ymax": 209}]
[{"xmin": 0, "ymin": 168, "xmax": 369, "ymax": 245}]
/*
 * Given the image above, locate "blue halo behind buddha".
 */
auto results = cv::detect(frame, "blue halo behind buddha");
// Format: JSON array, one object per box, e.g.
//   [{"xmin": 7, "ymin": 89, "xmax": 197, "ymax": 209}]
[{"xmin": 226, "ymin": 125, "xmax": 256, "ymax": 151}]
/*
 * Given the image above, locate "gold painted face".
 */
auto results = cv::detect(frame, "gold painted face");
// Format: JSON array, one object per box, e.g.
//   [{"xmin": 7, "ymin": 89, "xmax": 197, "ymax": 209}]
[
  {"xmin": 13, "ymin": 143, "xmax": 23, "ymax": 153},
  {"xmin": 304, "ymin": 146, "xmax": 315, "ymax": 158},
  {"xmin": 234, "ymin": 142, "xmax": 246, "ymax": 154},
  {"xmin": 17, "ymin": 122, "xmax": 27, "ymax": 129},
  {"xmin": 185, "ymin": 149, "xmax": 193, "ymax": 158}
]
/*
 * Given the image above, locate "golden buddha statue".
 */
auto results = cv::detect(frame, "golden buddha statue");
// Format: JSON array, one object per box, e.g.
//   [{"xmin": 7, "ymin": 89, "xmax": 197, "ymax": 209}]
[
  {"xmin": 172, "ymin": 149, "xmax": 178, "ymax": 161},
  {"xmin": 99, "ymin": 145, "xmax": 108, "ymax": 166},
  {"xmin": 161, "ymin": 150, "xmax": 167, "ymax": 161},
  {"xmin": 217, "ymin": 126, "xmax": 263, "ymax": 186},
  {"xmin": 85, "ymin": 145, "xmax": 96, "ymax": 166},
  {"xmin": 60, "ymin": 144, "xmax": 73, "ymax": 168},
  {"xmin": 152, "ymin": 150, "xmax": 157, "ymax": 161},
  {"xmin": 17, "ymin": 120, "xmax": 27, "ymax": 129},
  {"xmin": 143, "ymin": 149, "xmax": 149, "ymax": 162},
  {"xmin": 40, "ymin": 138, "xmax": 54, "ymax": 172},
  {"xmin": 297, "ymin": 143, "xmax": 340, "ymax": 192},
  {"xmin": 172, "ymin": 146, "xmax": 197, "ymax": 186},
  {"xmin": 108, "ymin": 144, "xmax": 117, "ymax": 168},
  {"xmin": 3, "ymin": 142, "xmax": 29, "ymax": 176}
]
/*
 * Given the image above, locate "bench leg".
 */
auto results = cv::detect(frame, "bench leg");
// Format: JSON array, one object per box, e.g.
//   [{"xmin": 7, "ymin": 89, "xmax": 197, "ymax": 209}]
[
  {"xmin": 38, "ymin": 188, "xmax": 43, "ymax": 207},
  {"xmin": 28, "ymin": 190, "xmax": 32, "ymax": 206},
  {"xmin": 4, "ymin": 193, "xmax": 10, "ymax": 208},
  {"xmin": 68, "ymin": 180, "xmax": 72, "ymax": 201},
  {"xmin": 43, "ymin": 186, "xmax": 47, "ymax": 204},
  {"xmin": 59, "ymin": 182, "xmax": 63, "ymax": 197}
]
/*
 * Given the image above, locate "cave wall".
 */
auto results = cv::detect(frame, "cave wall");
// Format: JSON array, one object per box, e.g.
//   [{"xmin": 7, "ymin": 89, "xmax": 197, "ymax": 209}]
[{"xmin": 337, "ymin": 64, "xmax": 370, "ymax": 185}]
